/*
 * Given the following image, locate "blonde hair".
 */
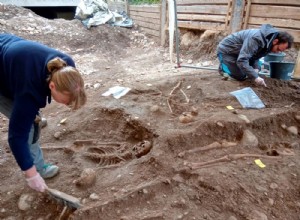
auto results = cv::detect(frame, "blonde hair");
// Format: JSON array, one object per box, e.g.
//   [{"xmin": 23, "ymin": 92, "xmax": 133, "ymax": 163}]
[{"xmin": 47, "ymin": 57, "xmax": 87, "ymax": 110}]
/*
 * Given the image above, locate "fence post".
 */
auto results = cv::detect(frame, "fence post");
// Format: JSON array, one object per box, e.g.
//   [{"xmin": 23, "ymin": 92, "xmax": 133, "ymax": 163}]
[
  {"xmin": 160, "ymin": 0, "xmax": 167, "ymax": 46},
  {"xmin": 230, "ymin": 0, "xmax": 245, "ymax": 33},
  {"xmin": 124, "ymin": 0, "xmax": 129, "ymax": 15},
  {"xmin": 293, "ymin": 50, "xmax": 300, "ymax": 79}
]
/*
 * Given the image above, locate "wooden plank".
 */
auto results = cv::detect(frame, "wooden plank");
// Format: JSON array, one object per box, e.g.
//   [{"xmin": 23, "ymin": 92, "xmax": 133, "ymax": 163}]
[
  {"xmin": 177, "ymin": 5, "xmax": 228, "ymax": 15},
  {"xmin": 250, "ymin": 5, "xmax": 300, "ymax": 20},
  {"xmin": 176, "ymin": 0, "xmax": 228, "ymax": 5},
  {"xmin": 247, "ymin": 24, "xmax": 300, "ymax": 43},
  {"xmin": 140, "ymin": 27, "xmax": 160, "ymax": 38},
  {"xmin": 230, "ymin": 0, "xmax": 245, "ymax": 33},
  {"xmin": 134, "ymin": 20, "xmax": 161, "ymax": 32},
  {"xmin": 124, "ymin": 0, "xmax": 129, "ymax": 14},
  {"xmin": 248, "ymin": 17, "xmax": 300, "ymax": 29},
  {"xmin": 177, "ymin": 14, "xmax": 225, "ymax": 22},
  {"xmin": 243, "ymin": 0, "xmax": 251, "ymax": 29},
  {"xmin": 130, "ymin": 10, "xmax": 161, "ymax": 19},
  {"xmin": 160, "ymin": 0, "xmax": 167, "ymax": 46},
  {"xmin": 251, "ymin": 0, "xmax": 300, "ymax": 6},
  {"xmin": 224, "ymin": 0, "xmax": 233, "ymax": 30},
  {"xmin": 129, "ymin": 5, "xmax": 160, "ymax": 13},
  {"xmin": 178, "ymin": 20, "xmax": 225, "ymax": 31},
  {"xmin": 293, "ymin": 50, "xmax": 300, "ymax": 78},
  {"xmin": 131, "ymin": 15, "xmax": 160, "ymax": 25},
  {"xmin": 107, "ymin": 0, "xmax": 126, "ymax": 12}
]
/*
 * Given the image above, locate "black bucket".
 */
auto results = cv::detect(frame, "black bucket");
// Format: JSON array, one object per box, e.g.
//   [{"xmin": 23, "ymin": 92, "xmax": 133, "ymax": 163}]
[
  {"xmin": 263, "ymin": 52, "xmax": 286, "ymax": 70},
  {"xmin": 269, "ymin": 61, "xmax": 295, "ymax": 80}
]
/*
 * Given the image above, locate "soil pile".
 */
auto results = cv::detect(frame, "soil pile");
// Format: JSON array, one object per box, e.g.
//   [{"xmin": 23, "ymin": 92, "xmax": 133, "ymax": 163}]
[{"xmin": 0, "ymin": 4, "xmax": 300, "ymax": 220}]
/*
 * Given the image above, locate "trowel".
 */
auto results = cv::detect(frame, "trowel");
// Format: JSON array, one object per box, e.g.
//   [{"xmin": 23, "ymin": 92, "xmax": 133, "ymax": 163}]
[{"xmin": 46, "ymin": 187, "xmax": 82, "ymax": 209}]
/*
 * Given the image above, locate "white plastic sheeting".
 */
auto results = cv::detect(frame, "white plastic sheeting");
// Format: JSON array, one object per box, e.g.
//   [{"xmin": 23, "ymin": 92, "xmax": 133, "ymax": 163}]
[{"xmin": 75, "ymin": 0, "xmax": 133, "ymax": 28}]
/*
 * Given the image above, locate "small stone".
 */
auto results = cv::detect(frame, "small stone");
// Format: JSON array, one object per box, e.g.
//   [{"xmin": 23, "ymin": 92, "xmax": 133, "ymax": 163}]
[
  {"xmin": 53, "ymin": 131, "xmax": 62, "ymax": 139},
  {"xmin": 238, "ymin": 114, "xmax": 250, "ymax": 124},
  {"xmin": 216, "ymin": 121, "xmax": 224, "ymax": 127},
  {"xmin": 60, "ymin": 118, "xmax": 67, "ymax": 124},
  {"xmin": 150, "ymin": 105, "xmax": 159, "ymax": 112},
  {"xmin": 232, "ymin": 110, "xmax": 238, "ymax": 114},
  {"xmin": 93, "ymin": 83, "xmax": 101, "ymax": 89},
  {"xmin": 270, "ymin": 183, "xmax": 278, "ymax": 189},
  {"xmin": 18, "ymin": 194, "xmax": 35, "ymax": 211},
  {"xmin": 179, "ymin": 113, "xmax": 194, "ymax": 123},
  {"xmin": 172, "ymin": 174, "xmax": 185, "ymax": 183},
  {"xmin": 287, "ymin": 126, "xmax": 298, "ymax": 135},
  {"xmin": 250, "ymin": 210, "xmax": 268, "ymax": 220},
  {"xmin": 89, "ymin": 193, "xmax": 99, "ymax": 200},
  {"xmin": 294, "ymin": 115, "xmax": 300, "ymax": 121},
  {"xmin": 240, "ymin": 129, "xmax": 258, "ymax": 147},
  {"xmin": 290, "ymin": 142, "xmax": 299, "ymax": 148},
  {"xmin": 268, "ymin": 198, "xmax": 274, "ymax": 206}
]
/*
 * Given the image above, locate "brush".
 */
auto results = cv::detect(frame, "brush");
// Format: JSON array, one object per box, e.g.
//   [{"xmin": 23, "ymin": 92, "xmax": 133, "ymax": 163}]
[{"xmin": 46, "ymin": 187, "xmax": 82, "ymax": 209}]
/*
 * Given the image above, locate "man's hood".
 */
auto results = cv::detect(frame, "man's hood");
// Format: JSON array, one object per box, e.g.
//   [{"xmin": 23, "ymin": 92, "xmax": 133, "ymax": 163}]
[{"xmin": 260, "ymin": 24, "xmax": 278, "ymax": 50}]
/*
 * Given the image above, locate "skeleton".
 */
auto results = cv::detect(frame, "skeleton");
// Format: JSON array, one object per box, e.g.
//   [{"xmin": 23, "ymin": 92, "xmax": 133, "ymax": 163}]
[{"xmin": 83, "ymin": 140, "xmax": 153, "ymax": 166}]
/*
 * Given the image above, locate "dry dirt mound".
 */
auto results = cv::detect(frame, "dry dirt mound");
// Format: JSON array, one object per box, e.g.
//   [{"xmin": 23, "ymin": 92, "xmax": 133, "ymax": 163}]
[
  {"xmin": 0, "ymin": 4, "xmax": 300, "ymax": 220},
  {"xmin": 0, "ymin": 4, "xmax": 135, "ymax": 58}
]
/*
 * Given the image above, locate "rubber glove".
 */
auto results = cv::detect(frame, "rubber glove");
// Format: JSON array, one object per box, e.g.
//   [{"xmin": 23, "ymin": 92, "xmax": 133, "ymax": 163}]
[
  {"xmin": 254, "ymin": 76, "xmax": 267, "ymax": 87},
  {"xmin": 26, "ymin": 173, "xmax": 47, "ymax": 192}
]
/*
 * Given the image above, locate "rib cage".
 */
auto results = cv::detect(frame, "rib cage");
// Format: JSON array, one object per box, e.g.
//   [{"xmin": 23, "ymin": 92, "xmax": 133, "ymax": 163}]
[{"xmin": 82, "ymin": 141, "xmax": 152, "ymax": 167}]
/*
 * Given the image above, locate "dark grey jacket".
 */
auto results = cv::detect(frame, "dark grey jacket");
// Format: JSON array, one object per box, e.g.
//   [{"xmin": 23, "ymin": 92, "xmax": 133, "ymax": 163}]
[{"xmin": 217, "ymin": 24, "xmax": 278, "ymax": 79}]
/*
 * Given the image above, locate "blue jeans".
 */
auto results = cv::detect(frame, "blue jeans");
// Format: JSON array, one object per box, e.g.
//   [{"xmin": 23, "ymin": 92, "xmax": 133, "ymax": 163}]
[{"xmin": 0, "ymin": 93, "xmax": 45, "ymax": 171}]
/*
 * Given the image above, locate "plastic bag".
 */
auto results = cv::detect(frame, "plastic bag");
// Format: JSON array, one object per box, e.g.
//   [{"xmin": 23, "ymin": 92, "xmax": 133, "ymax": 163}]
[{"xmin": 230, "ymin": 87, "xmax": 265, "ymax": 109}]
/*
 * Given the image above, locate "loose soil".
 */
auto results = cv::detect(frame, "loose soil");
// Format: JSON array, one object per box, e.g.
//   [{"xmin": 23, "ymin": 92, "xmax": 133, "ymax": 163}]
[{"xmin": 0, "ymin": 5, "xmax": 300, "ymax": 220}]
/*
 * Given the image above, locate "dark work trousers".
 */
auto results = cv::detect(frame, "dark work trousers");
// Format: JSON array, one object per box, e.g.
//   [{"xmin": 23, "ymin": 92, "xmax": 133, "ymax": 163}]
[{"xmin": 217, "ymin": 53, "xmax": 247, "ymax": 81}]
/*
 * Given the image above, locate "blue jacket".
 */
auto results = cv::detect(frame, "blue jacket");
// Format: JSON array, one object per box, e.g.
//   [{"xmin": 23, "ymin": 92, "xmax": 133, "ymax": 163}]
[
  {"xmin": 217, "ymin": 24, "xmax": 278, "ymax": 79},
  {"xmin": 0, "ymin": 34, "xmax": 75, "ymax": 171}
]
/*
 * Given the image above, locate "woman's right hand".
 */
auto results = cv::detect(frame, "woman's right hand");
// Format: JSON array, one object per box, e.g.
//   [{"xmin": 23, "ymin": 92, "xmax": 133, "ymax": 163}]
[{"xmin": 24, "ymin": 166, "xmax": 47, "ymax": 192}]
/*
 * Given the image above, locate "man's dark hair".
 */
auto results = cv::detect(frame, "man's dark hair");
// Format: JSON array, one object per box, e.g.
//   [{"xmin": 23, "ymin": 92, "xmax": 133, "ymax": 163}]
[{"xmin": 276, "ymin": 31, "xmax": 294, "ymax": 49}]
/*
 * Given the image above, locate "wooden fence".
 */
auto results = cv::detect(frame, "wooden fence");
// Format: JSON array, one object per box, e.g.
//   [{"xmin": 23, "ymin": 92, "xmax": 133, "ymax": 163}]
[
  {"xmin": 107, "ymin": 0, "xmax": 128, "ymax": 13},
  {"xmin": 176, "ymin": 0, "xmax": 232, "ymax": 32},
  {"xmin": 243, "ymin": 0, "xmax": 300, "ymax": 43},
  {"xmin": 127, "ymin": 0, "xmax": 300, "ymax": 45},
  {"xmin": 129, "ymin": 4, "xmax": 162, "ymax": 39}
]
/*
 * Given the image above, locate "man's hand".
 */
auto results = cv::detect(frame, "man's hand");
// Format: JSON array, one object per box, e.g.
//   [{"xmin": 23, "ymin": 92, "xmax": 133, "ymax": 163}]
[
  {"xmin": 26, "ymin": 173, "xmax": 47, "ymax": 192},
  {"xmin": 254, "ymin": 76, "xmax": 267, "ymax": 87}
]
